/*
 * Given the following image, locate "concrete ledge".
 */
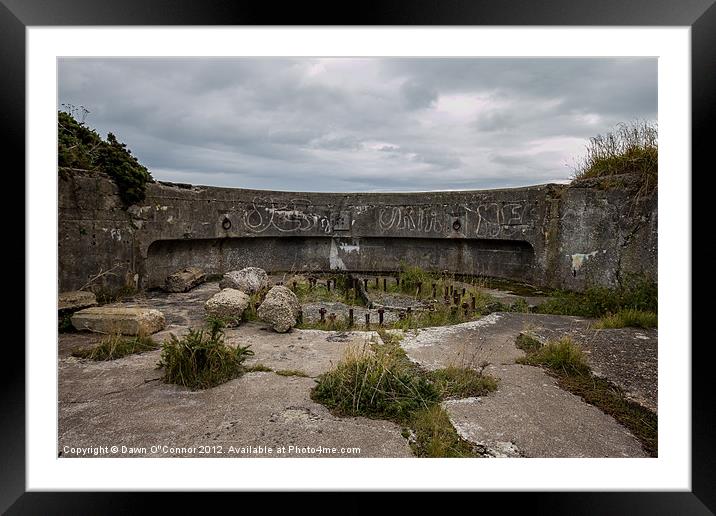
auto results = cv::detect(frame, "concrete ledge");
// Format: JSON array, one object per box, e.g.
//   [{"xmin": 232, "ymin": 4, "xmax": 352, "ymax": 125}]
[
  {"xmin": 71, "ymin": 307, "xmax": 166, "ymax": 335},
  {"xmin": 58, "ymin": 291, "xmax": 98, "ymax": 312}
]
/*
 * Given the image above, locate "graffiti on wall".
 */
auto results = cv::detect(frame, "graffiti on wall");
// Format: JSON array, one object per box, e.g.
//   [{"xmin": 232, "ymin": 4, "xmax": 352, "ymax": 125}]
[{"xmin": 243, "ymin": 197, "xmax": 332, "ymax": 233}]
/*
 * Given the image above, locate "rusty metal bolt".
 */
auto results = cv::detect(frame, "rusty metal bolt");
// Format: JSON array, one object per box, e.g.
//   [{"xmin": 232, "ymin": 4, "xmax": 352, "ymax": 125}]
[
  {"xmin": 471, "ymin": 296, "xmax": 476, "ymax": 311},
  {"xmin": 297, "ymin": 310, "xmax": 303, "ymax": 325},
  {"xmin": 375, "ymin": 277, "xmax": 379, "ymax": 288},
  {"xmin": 326, "ymin": 280, "xmax": 331, "ymax": 292},
  {"xmin": 319, "ymin": 307, "xmax": 326, "ymax": 322},
  {"xmin": 292, "ymin": 281, "xmax": 297, "ymax": 290},
  {"xmin": 365, "ymin": 313, "xmax": 370, "ymax": 327},
  {"xmin": 348, "ymin": 308, "xmax": 354, "ymax": 327},
  {"xmin": 378, "ymin": 308, "xmax": 384, "ymax": 325},
  {"xmin": 462, "ymin": 302, "xmax": 469, "ymax": 316},
  {"xmin": 383, "ymin": 278, "xmax": 387, "ymax": 291},
  {"xmin": 363, "ymin": 278, "xmax": 368, "ymax": 290},
  {"xmin": 462, "ymin": 288, "xmax": 466, "ymax": 296},
  {"xmin": 432, "ymin": 283, "xmax": 437, "ymax": 298},
  {"xmin": 407, "ymin": 307, "xmax": 412, "ymax": 318},
  {"xmin": 417, "ymin": 282, "xmax": 422, "ymax": 294},
  {"xmin": 398, "ymin": 311, "xmax": 406, "ymax": 320}
]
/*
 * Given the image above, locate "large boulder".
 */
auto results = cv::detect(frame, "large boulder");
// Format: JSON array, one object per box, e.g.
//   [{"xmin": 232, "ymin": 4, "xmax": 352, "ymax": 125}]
[
  {"xmin": 58, "ymin": 290, "xmax": 97, "ymax": 312},
  {"xmin": 165, "ymin": 267, "xmax": 206, "ymax": 293},
  {"xmin": 204, "ymin": 288, "xmax": 250, "ymax": 326},
  {"xmin": 219, "ymin": 267, "xmax": 269, "ymax": 294},
  {"xmin": 257, "ymin": 286, "xmax": 300, "ymax": 333},
  {"xmin": 71, "ymin": 307, "xmax": 165, "ymax": 335}
]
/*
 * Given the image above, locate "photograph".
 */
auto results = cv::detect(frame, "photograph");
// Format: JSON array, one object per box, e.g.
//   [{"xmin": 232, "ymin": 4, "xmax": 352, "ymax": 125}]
[{"xmin": 56, "ymin": 56, "xmax": 659, "ymax": 460}]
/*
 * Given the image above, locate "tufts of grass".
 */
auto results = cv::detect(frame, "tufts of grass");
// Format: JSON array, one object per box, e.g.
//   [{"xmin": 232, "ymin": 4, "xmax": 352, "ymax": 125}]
[
  {"xmin": 516, "ymin": 334, "xmax": 657, "ymax": 456},
  {"xmin": 157, "ymin": 318, "xmax": 254, "ymax": 390},
  {"xmin": 244, "ymin": 363, "xmax": 273, "ymax": 372},
  {"xmin": 72, "ymin": 333, "xmax": 158, "ymax": 360},
  {"xmin": 409, "ymin": 405, "xmax": 477, "ymax": 457},
  {"xmin": 517, "ymin": 336, "xmax": 590, "ymax": 376},
  {"xmin": 537, "ymin": 276, "xmax": 657, "ymax": 318},
  {"xmin": 312, "ymin": 328, "xmax": 498, "ymax": 457},
  {"xmin": 595, "ymin": 309, "xmax": 657, "ymax": 329},
  {"xmin": 507, "ymin": 298, "xmax": 531, "ymax": 313},
  {"xmin": 571, "ymin": 120, "xmax": 657, "ymax": 196},
  {"xmin": 275, "ymin": 369, "xmax": 310, "ymax": 377},
  {"xmin": 428, "ymin": 366, "xmax": 498, "ymax": 400},
  {"xmin": 311, "ymin": 338, "xmax": 439, "ymax": 422},
  {"xmin": 515, "ymin": 333, "xmax": 543, "ymax": 352}
]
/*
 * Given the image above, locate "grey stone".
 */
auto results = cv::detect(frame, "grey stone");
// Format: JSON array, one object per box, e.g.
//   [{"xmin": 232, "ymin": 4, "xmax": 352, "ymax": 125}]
[
  {"xmin": 219, "ymin": 267, "xmax": 269, "ymax": 294},
  {"xmin": 58, "ymin": 290, "xmax": 97, "ymax": 312},
  {"xmin": 257, "ymin": 286, "xmax": 300, "ymax": 333},
  {"xmin": 71, "ymin": 307, "xmax": 165, "ymax": 335},
  {"xmin": 164, "ymin": 267, "xmax": 206, "ymax": 293},
  {"xmin": 204, "ymin": 288, "xmax": 250, "ymax": 326}
]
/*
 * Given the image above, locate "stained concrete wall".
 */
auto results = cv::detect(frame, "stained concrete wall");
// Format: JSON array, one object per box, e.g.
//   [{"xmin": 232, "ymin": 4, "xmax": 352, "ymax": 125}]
[{"xmin": 58, "ymin": 170, "xmax": 657, "ymax": 293}]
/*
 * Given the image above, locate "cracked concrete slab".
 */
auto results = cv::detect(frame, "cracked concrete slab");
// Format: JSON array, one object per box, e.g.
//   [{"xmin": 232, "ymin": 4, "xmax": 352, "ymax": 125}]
[{"xmin": 59, "ymin": 347, "xmax": 412, "ymax": 458}]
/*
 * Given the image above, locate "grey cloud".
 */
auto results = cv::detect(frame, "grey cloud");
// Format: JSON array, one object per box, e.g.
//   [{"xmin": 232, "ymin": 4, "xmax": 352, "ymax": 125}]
[{"xmin": 59, "ymin": 57, "xmax": 656, "ymax": 192}]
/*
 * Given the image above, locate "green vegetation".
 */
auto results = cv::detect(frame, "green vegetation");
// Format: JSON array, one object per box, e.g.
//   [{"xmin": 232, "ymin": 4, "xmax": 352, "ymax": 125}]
[
  {"xmin": 595, "ymin": 309, "xmax": 658, "ymax": 329},
  {"xmin": 517, "ymin": 335, "xmax": 657, "ymax": 456},
  {"xmin": 537, "ymin": 275, "xmax": 657, "ymax": 318},
  {"xmin": 157, "ymin": 318, "xmax": 254, "ymax": 390},
  {"xmin": 571, "ymin": 120, "xmax": 657, "ymax": 195},
  {"xmin": 72, "ymin": 333, "xmax": 158, "ymax": 360},
  {"xmin": 517, "ymin": 336, "xmax": 590, "ymax": 376},
  {"xmin": 428, "ymin": 366, "xmax": 498, "ymax": 400},
  {"xmin": 275, "ymin": 369, "xmax": 310, "ymax": 377},
  {"xmin": 311, "ymin": 329, "xmax": 498, "ymax": 457},
  {"xmin": 59, "ymin": 313, "xmax": 76, "ymax": 333},
  {"xmin": 58, "ymin": 108, "xmax": 153, "ymax": 205},
  {"xmin": 244, "ymin": 363, "xmax": 273, "ymax": 372},
  {"xmin": 515, "ymin": 332, "xmax": 543, "ymax": 352},
  {"xmin": 409, "ymin": 405, "xmax": 476, "ymax": 457}
]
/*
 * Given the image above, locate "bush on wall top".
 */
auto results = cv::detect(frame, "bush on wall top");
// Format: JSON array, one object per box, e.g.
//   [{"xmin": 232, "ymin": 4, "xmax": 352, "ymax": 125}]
[{"xmin": 58, "ymin": 109, "xmax": 153, "ymax": 206}]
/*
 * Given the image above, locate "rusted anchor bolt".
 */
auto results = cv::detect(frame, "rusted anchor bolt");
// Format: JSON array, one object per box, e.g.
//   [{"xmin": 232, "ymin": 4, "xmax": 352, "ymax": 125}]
[
  {"xmin": 297, "ymin": 310, "xmax": 303, "ymax": 325},
  {"xmin": 378, "ymin": 308, "xmax": 384, "ymax": 325},
  {"xmin": 471, "ymin": 296, "xmax": 476, "ymax": 310},
  {"xmin": 462, "ymin": 302, "xmax": 469, "ymax": 316},
  {"xmin": 365, "ymin": 313, "xmax": 370, "ymax": 327},
  {"xmin": 407, "ymin": 307, "xmax": 412, "ymax": 318},
  {"xmin": 432, "ymin": 283, "xmax": 437, "ymax": 298},
  {"xmin": 383, "ymin": 278, "xmax": 387, "ymax": 291},
  {"xmin": 363, "ymin": 278, "xmax": 368, "ymax": 290},
  {"xmin": 319, "ymin": 307, "xmax": 326, "ymax": 323},
  {"xmin": 348, "ymin": 308, "xmax": 354, "ymax": 327}
]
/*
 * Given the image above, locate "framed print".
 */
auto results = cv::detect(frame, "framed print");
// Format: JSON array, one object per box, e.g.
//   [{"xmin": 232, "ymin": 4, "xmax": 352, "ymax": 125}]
[{"xmin": 4, "ymin": 0, "xmax": 712, "ymax": 512}]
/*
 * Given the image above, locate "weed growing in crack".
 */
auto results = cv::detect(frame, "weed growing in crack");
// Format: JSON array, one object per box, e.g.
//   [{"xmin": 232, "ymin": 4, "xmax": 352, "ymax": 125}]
[{"xmin": 72, "ymin": 333, "xmax": 158, "ymax": 360}]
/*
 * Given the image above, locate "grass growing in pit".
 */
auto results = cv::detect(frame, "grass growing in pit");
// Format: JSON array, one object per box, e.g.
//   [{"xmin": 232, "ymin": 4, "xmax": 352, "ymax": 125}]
[
  {"xmin": 275, "ymin": 369, "xmax": 310, "ymax": 377},
  {"xmin": 72, "ymin": 333, "xmax": 158, "ymax": 360},
  {"xmin": 595, "ymin": 309, "xmax": 657, "ymax": 329},
  {"xmin": 244, "ymin": 363, "xmax": 273, "ymax": 372},
  {"xmin": 311, "ymin": 329, "xmax": 498, "ymax": 457},
  {"xmin": 537, "ymin": 275, "xmax": 657, "ymax": 318},
  {"xmin": 157, "ymin": 318, "xmax": 254, "ymax": 390},
  {"xmin": 517, "ymin": 335, "xmax": 657, "ymax": 456}
]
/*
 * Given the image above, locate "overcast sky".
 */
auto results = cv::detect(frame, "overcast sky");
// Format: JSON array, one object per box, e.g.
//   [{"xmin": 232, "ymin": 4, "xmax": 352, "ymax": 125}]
[{"xmin": 58, "ymin": 57, "xmax": 656, "ymax": 192}]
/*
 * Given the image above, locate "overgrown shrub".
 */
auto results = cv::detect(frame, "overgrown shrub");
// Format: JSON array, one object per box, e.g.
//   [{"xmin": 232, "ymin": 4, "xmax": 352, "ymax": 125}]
[
  {"xmin": 157, "ymin": 318, "xmax": 254, "ymax": 389},
  {"xmin": 58, "ymin": 109, "xmax": 153, "ymax": 205},
  {"xmin": 571, "ymin": 120, "xmax": 657, "ymax": 195}
]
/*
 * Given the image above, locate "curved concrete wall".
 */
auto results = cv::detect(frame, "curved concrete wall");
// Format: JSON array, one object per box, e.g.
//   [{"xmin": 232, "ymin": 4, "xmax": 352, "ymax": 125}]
[{"xmin": 58, "ymin": 171, "xmax": 657, "ymax": 293}]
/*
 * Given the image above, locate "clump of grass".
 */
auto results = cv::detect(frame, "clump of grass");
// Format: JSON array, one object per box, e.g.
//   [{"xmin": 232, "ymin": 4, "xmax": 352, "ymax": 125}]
[
  {"xmin": 571, "ymin": 120, "xmax": 657, "ymax": 195},
  {"xmin": 517, "ymin": 336, "xmax": 590, "ymax": 376},
  {"xmin": 241, "ymin": 290, "xmax": 267, "ymax": 322},
  {"xmin": 409, "ymin": 405, "xmax": 477, "ymax": 457},
  {"xmin": 595, "ymin": 309, "xmax": 657, "ymax": 329},
  {"xmin": 428, "ymin": 366, "xmax": 498, "ymax": 399},
  {"xmin": 275, "ymin": 369, "xmax": 310, "ymax": 377},
  {"xmin": 244, "ymin": 363, "xmax": 273, "ymax": 372},
  {"xmin": 72, "ymin": 333, "xmax": 157, "ymax": 360},
  {"xmin": 311, "ymin": 338, "xmax": 439, "ymax": 421},
  {"xmin": 157, "ymin": 318, "xmax": 254, "ymax": 390},
  {"xmin": 516, "ymin": 334, "xmax": 657, "ymax": 456},
  {"xmin": 515, "ymin": 332, "xmax": 543, "ymax": 352},
  {"xmin": 507, "ymin": 298, "xmax": 530, "ymax": 313},
  {"xmin": 537, "ymin": 275, "xmax": 657, "ymax": 318},
  {"xmin": 312, "ymin": 329, "xmax": 499, "ymax": 457}
]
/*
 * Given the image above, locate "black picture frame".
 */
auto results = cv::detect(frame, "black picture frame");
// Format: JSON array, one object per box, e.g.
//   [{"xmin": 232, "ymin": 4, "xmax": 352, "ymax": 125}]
[{"xmin": 4, "ymin": 0, "xmax": 711, "ymax": 513}]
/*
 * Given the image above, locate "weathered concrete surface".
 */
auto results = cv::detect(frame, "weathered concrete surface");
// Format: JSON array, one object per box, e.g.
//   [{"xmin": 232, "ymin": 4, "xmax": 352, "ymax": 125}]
[
  {"xmin": 445, "ymin": 364, "xmax": 647, "ymax": 458},
  {"xmin": 58, "ymin": 290, "xmax": 97, "ymax": 311},
  {"xmin": 257, "ymin": 286, "xmax": 300, "ymax": 333},
  {"xmin": 399, "ymin": 312, "xmax": 653, "ymax": 457},
  {"xmin": 164, "ymin": 267, "xmax": 206, "ymax": 293},
  {"xmin": 71, "ymin": 306, "xmax": 166, "ymax": 335},
  {"xmin": 204, "ymin": 288, "xmax": 250, "ymax": 326},
  {"xmin": 219, "ymin": 267, "xmax": 269, "ymax": 294},
  {"xmin": 58, "ymin": 329, "xmax": 412, "ymax": 458},
  {"xmin": 59, "ymin": 171, "xmax": 656, "ymax": 294}
]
